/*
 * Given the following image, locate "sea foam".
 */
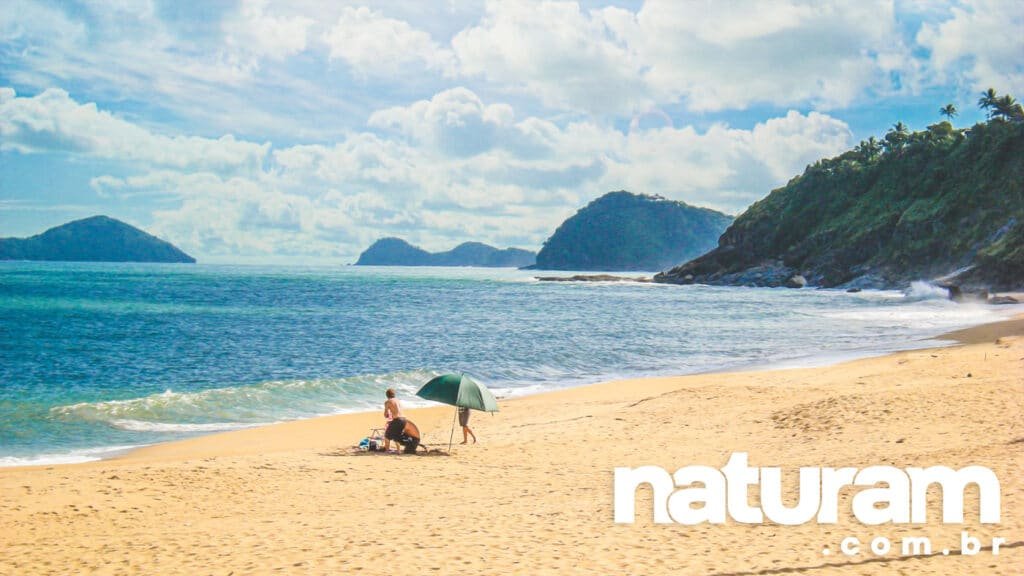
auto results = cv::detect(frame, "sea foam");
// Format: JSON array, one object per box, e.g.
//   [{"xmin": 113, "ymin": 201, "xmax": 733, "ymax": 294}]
[{"xmin": 48, "ymin": 369, "xmax": 440, "ymax": 431}]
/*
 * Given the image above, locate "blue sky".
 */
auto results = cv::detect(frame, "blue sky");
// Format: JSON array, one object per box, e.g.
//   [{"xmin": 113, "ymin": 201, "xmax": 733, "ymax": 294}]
[{"xmin": 1, "ymin": 0, "xmax": 1021, "ymax": 263}]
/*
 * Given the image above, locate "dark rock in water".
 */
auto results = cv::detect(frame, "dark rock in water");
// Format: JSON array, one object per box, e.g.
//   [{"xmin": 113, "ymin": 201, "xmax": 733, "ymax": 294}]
[
  {"xmin": 532, "ymin": 191, "xmax": 732, "ymax": 271},
  {"xmin": 536, "ymin": 274, "xmax": 651, "ymax": 283},
  {"xmin": 943, "ymin": 284, "xmax": 988, "ymax": 302},
  {"xmin": 654, "ymin": 119, "xmax": 1024, "ymax": 291},
  {"xmin": 846, "ymin": 287, "xmax": 862, "ymax": 293},
  {"xmin": 837, "ymin": 271, "xmax": 891, "ymax": 291},
  {"xmin": 356, "ymin": 238, "xmax": 535, "ymax": 268},
  {"xmin": 719, "ymin": 261, "xmax": 796, "ymax": 287},
  {"xmin": 784, "ymin": 274, "xmax": 807, "ymax": 289},
  {"xmin": 655, "ymin": 257, "xmax": 798, "ymax": 287},
  {"xmin": 988, "ymin": 295, "xmax": 1020, "ymax": 305},
  {"xmin": 0, "ymin": 215, "xmax": 195, "ymax": 263}
]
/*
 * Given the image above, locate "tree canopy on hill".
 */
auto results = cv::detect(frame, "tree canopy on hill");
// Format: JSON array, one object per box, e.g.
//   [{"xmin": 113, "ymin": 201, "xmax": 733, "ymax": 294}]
[
  {"xmin": 532, "ymin": 191, "xmax": 732, "ymax": 272},
  {"xmin": 0, "ymin": 215, "xmax": 195, "ymax": 263},
  {"xmin": 355, "ymin": 238, "xmax": 535, "ymax": 268},
  {"xmin": 657, "ymin": 91, "xmax": 1024, "ymax": 290}
]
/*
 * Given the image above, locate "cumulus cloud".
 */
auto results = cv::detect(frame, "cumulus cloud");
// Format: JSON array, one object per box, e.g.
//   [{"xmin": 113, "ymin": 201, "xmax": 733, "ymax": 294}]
[
  {"xmin": 223, "ymin": 0, "xmax": 314, "ymax": 67},
  {"xmin": 6, "ymin": 30, "xmax": 881, "ymax": 263},
  {"xmin": 446, "ymin": 0, "xmax": 915, "ymax": 114},
  {"xmin": 0, "ymin": 88, "xmax": 269, "ymax": 173},
  {"xmin": 368, "ymin": 87, "xmax": 519, "ymax": 156},
  {"xmin": 3, "ymin": 0, "xmax": 976, "ymax": 140},
  {"xmin": 600, "ymin": 111, "xmax": 853, "ymax": 213},
  {"xmin": 916, "ymin": 0, "xmax": 1024, "ymax": 94},
  {"xmin": 452, "ymin": 1, "xmax": 647, "ymax": 114},
  {"xmin": 323, "ymin": 6, "xmax": 454, "ymax": 77},
  {"xmin": 6, "ymin": 86, "xmax": 858, "ymax": 258},
  {"xmin": 630, "ymin": 1, "xmax": 907, "ymax": 111}
]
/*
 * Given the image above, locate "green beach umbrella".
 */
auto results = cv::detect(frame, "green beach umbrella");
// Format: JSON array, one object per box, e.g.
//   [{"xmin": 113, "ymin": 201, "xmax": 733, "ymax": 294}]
[
  {"xmin": 416, "ymin": 373, "xmax": 499, "ymax": 452},
  {"xmin": 416, "ymin": 373, "xmax": 500, "ymax": 412}
]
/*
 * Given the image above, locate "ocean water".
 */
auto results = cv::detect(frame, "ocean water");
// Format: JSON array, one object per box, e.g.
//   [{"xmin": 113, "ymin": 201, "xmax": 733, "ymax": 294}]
[{"xmin": 0, "ymin": 262, "xmax": 1015, "ymax": 466}]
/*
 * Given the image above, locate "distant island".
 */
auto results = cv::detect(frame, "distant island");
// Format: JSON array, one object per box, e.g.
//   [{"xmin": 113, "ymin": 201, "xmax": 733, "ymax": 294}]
[
  {"xmin": 656, "ymin": 96, "xmax": 1024, "ymax": 291},
  {"xmin": 355, "ymin": 237, "xmax": 536, "ymax": 268},
  {"xmin": 530, "ymin": 191, "xmax": 732, "ymax": 271},
  {"xmin": 0, "ymin": 215, "xmax": 195, "ymax": 263}
]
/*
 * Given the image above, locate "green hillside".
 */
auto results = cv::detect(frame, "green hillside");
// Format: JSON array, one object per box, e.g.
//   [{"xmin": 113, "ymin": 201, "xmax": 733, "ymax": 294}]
[
  {"xmin": 656, "ymin": 113, "xmax": 1024, "ymax": 290},
  {"xmin": 532, "ymin": 191, "xmax": 732, "ymax": 271},
  {"xmin": 0, "ymin": 215, "xmax": 195, "ymax": 263},
  {"xmin": 355, "ymin": 238, "xmax": 535, "ymax": 267}
]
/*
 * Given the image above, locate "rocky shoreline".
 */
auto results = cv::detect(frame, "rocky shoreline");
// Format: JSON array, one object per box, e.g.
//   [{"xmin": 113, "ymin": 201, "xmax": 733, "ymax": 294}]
[{"xmin": 536, "ymin": 274, "xmax": 652, "ymax": 283}]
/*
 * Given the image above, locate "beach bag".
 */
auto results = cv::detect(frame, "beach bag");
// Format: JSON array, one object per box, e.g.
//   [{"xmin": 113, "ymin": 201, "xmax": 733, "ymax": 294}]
[{"xmin": 358, "ymin": 436, "xmax": 383, "ymax": 452}]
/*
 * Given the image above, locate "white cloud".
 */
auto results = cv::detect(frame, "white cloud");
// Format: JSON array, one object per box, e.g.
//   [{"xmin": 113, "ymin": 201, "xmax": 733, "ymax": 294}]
[
  {"xmin": 600, "ymin": 111, "xmax": 853, "ymax": 213},
  {"xmin": 323, "ymin": 6, "xmax": 454, "ymax": 77},
  {"xmin": 0, "ymin": 1, "xmax": 366, "ymax": 141},
  {"xmin": 1, "ymin": 0, "xmax": 945, "ymax": 142},
  {"xmin": 368, "ymin": 87, "xmax": 519, "ymax": 156},
  {"xmin": 452, "ymin": 1, "xmax": 647, "ymax": 114},
  {"xmin": 0, "ymin": 0, "xmax": 87, "ymax": 49},
  {"xmin": 631, "ymin": 1, "xmax": 906, "ymax": 111},
  {"xmin": 0, "ymin": 88, "xmax": 269, "ymax": 173},
  {"xmin": 750, "ymin": 111, "xmax": 854, "ymax": 182},
  {"xmin": 3, "ymin": 81, "xmax": 855, "ymax": 260},
  {"xmin": 916, "ymin": 0, "xmax": 1024, "ymax": 94},
  {"xmin": 223, "ymin": 0, "xmax": 314, "ymax": 68},
  {"xmin": 446, "ymin": 1, "xmax": 914, "ymax": 115}
]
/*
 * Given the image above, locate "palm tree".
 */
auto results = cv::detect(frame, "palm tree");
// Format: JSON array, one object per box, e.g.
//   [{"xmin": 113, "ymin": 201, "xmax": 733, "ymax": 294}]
[
  {"xmin": 939, "ymin": 103, "xmax": 958, "ymax": 121},
  {"xmin": 978, "ymin": 88, "xmax": 998, "ymax": 117},
  {"xmin": 866, "ymin": 136, "xmax": 881, "ymax": 158},
  {"xmin": 993, "ymin": 94, "xmax": 1023, "ymax": 121},
  {"xmin": 856, "ymin": 136, "xmax": 882, "ymax": 160},
  {"xmin": 883, "ymin": 122, "xmax": 910, "ymax": 154}
]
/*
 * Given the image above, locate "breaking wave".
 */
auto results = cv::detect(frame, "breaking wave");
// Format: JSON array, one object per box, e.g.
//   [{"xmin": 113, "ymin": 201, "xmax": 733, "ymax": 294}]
[{"xmin": 49, "ymin": 369, "xmax": 441, "ymax": 432}]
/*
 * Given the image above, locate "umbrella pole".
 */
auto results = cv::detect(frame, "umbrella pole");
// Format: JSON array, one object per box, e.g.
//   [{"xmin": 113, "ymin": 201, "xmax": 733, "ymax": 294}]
[{"xmin": 448, "ymin": 408, "xmax": 457, "ymax": 453}]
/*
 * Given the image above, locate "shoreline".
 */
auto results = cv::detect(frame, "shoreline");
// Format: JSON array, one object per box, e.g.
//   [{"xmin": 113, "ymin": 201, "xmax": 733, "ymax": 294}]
[
  {"xmin": 116, "ymin": 310, "xmax": 1023, "ymax": 467},
  {"xmin": 3, "ymin": 309, "xmax": 1018, "ymax": 471},
  {"xmin": 2, "ymin": 312, "xmax": 1021, "ymax": 574},
  {"xmin": 4, "ymin": 302, "xmax": 1021, "ymax": 469}
]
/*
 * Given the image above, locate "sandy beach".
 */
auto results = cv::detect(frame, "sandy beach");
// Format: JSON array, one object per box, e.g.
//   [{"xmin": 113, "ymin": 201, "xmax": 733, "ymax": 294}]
[{"xmin": 1, "ymin": 317, "xmax": 1021, "ymax": 575}]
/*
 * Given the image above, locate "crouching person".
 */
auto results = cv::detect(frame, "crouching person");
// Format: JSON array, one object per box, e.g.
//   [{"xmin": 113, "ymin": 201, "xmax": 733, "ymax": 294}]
[{"xmin": 383, "ymin": 388, "xmax": 422, "ymax": 454}]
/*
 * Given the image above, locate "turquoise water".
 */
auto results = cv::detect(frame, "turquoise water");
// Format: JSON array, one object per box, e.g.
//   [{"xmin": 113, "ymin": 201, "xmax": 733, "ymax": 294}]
[{"xmin": 0, "ymin": 262, "xmax": 1013, "ymax": 465}]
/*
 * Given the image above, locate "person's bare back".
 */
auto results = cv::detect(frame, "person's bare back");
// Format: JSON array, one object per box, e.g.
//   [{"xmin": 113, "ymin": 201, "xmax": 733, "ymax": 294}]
[{"xmin": 384, "ymin": 396, "xmax": 403, "ymax": 420}]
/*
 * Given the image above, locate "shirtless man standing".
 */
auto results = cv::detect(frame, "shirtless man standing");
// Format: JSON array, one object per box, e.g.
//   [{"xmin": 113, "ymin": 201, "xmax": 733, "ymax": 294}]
[{"xmin": 383, "ymin": 388, "xmax": 405, "ymax": 452}]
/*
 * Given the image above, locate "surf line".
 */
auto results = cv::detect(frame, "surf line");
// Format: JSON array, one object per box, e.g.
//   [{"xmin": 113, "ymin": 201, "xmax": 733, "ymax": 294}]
[{"xmin": 614, "ymin": 452, "xmax": 1000, "ymax": 526}]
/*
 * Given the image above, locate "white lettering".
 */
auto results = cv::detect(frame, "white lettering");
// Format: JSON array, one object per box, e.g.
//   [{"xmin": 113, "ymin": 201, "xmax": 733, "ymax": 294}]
[
  {"xmin": 870, "ymin": 536, "xmax": 891, "ymax": 556},
  {"xmin": 761, "ymin": 466, "xmax": 821, "ymax": 525},
  {"xmin": 612, "ymin": 455, "xmax": 1002, "ymax": 526},
  {"xmin": 667, "ymin": 466, "xmax": 726, "ymax": 524},
  {"xmin": 901, "ymin": 536, "xmax": 932, "ymax": 556},
  {"xmin": 961, "ymin": 531, "xmax": 981, "ymax": 555},
  {"xmin": 817, "ymin": 467, "xmax": 856, "ymax": 523},
  {"xmin": 613, "ymin": 466, "xmax": 674, "ymax": 524},
  {"xmin": 852, "ymin": 466, "xmax": 910, "ymax": 524},
  {"xmin": 721, "ymin": 452, "xmax": 763, "ymax": 523},
  {"xmin": 907, "ymin": 466, "xmax": 1000, "ymax": 523}
]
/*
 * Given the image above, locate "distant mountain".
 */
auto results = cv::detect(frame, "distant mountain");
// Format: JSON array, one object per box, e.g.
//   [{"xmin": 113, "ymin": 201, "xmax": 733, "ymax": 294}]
[
  {"xmin": 655, "ymin": 118, "xmax": 1024, "ymax": 291},
  {"xmin": 356, "ymin": 238, "xmax": 536, "ymax": 268},
  {"xmin": 0, "ymin": 215, "xmax": 195, "ymax": 263},
  {"xmin": 531, "ymin": 191, "xmax": 733, "ymax": 271}
]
